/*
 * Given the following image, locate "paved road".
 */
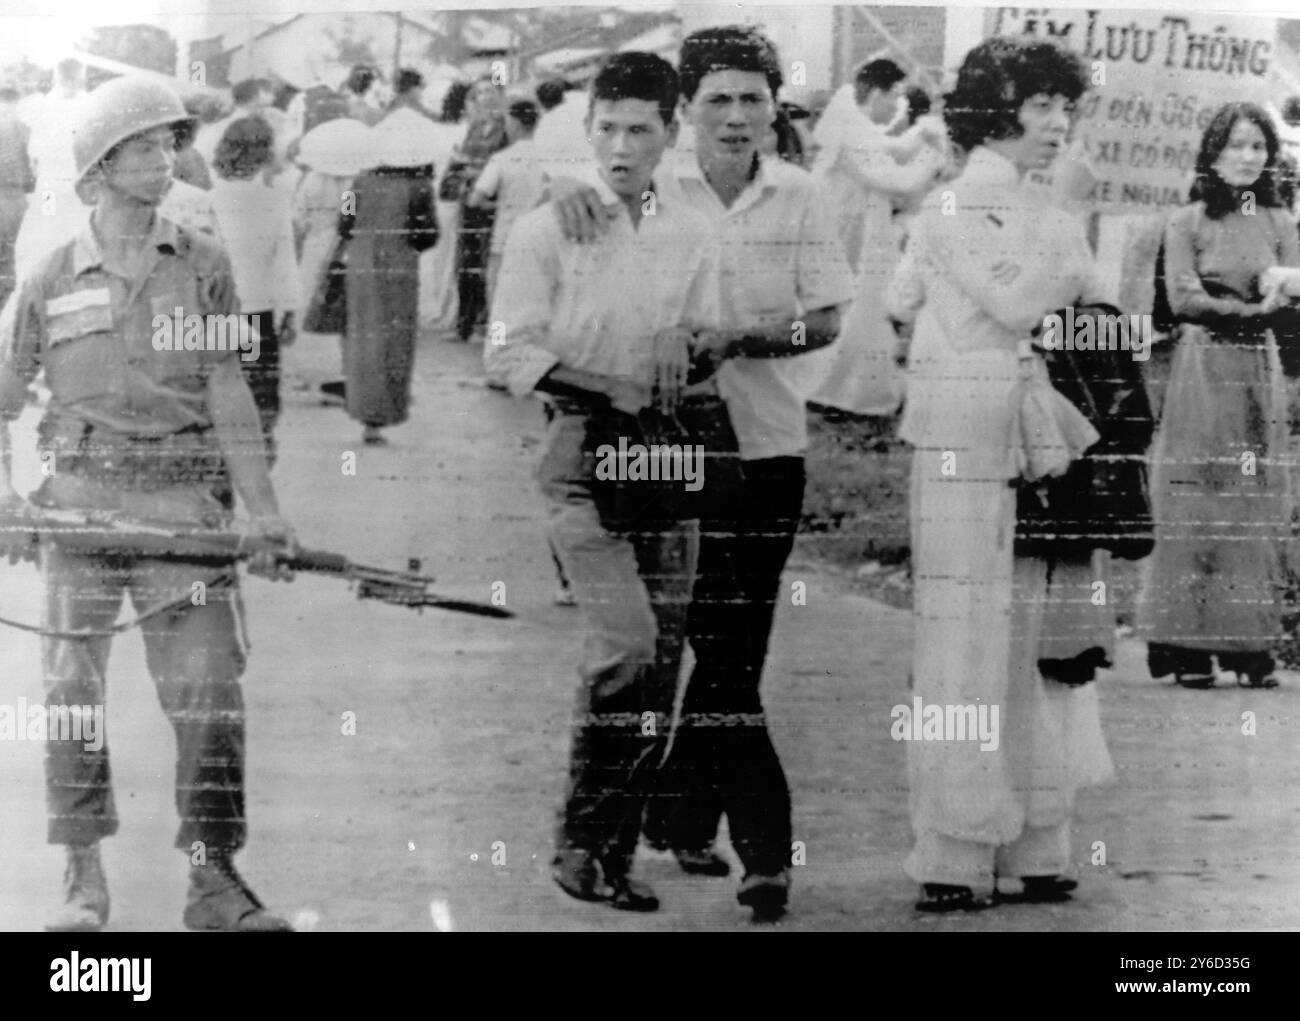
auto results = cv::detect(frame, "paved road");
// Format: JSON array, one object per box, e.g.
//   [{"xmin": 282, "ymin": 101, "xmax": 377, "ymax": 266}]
[{"xmin": 1, "ymin": 334, "xmax": 1296, "ymax": 931}]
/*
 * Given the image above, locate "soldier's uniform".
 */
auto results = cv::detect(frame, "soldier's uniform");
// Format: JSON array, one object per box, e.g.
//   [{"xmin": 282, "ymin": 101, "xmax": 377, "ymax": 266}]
[
  {"xmin": 0, "ymin": 214, "xmax": 252, "ymax": 851},
  {"xmin": 0, "ymin": 74, "xmax": 291, "ymax": 933}
]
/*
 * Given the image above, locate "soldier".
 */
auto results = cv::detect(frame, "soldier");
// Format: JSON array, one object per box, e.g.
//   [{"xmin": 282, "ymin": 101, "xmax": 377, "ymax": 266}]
[{"xmin": 0, "ymin": 76, "xmax": 296, "ymax": 932}]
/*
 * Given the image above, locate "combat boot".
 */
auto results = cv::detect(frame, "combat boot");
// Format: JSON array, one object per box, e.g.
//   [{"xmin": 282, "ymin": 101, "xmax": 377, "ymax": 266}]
[
  {"xmin": 183, "ymin": 850, "xmax": 293, "ymax": 932},
  {"xmin": 46, "ymin": 842, "xmax": 110, "ymax": 932}
]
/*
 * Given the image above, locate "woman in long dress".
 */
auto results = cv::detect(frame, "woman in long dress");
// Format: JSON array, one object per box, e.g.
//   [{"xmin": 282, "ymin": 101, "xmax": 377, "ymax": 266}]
[
  {"xmin": 1137, "ymin": 103, "xmax": 1300, "ymax": 689},
  {"xmin": 339, "ymin": 117, "xmax": 439, "ymax": 445},
  {"xmin": 811, "ymin": 64, "xmax": 947, "ymax": 417},
  {"xmin": 887, "ymin": 37, "xmax": 1114, "ymax": 912}
]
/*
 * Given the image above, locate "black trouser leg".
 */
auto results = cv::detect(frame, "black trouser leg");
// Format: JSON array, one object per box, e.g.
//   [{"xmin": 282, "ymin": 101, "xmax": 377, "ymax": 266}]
[
  {"xmin": 655, "ymin": 457, "xmax": 802, "ymax": 877},
  {"xmin": 1147, "ymin": 641, "xmax": 1212, "ymax": 678},
  {"xmin": 456, "ymin": 206, "xmax": 493, "ymax": 341}
]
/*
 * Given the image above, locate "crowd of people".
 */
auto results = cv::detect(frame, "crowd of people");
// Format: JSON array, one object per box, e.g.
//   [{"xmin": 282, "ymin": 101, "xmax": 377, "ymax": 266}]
[{"xmin": 0, "ymin": 19, "xmax": 1299, "ymax": 931}]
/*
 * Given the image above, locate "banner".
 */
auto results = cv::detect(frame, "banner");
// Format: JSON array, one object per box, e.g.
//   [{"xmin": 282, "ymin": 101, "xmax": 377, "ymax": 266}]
[{"xmin": 993, "ymin": 7, "xmax": 1277, "ymax": 213}]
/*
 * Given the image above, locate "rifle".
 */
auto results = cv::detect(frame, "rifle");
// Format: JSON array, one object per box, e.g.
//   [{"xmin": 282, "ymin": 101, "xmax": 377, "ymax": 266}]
[{"xmin": 1, "ymin": 507, "xmax": 513, "ymax": 619}]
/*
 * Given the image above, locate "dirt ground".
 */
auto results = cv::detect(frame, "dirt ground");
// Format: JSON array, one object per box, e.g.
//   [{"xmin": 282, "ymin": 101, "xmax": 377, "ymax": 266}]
[{"xmin": 1, "ymin": 334, "xmax": 1297, "ymax": 932}]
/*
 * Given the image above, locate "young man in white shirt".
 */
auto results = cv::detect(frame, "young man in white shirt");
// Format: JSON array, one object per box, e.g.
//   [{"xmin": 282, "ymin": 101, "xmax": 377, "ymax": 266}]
[
  {"xmin": 551, "ymin": 26, "xmax": 856, "ymax": 920},
  {"xmin": 486, "ymin": 52, "xmax": 721, "ymax": 913}
]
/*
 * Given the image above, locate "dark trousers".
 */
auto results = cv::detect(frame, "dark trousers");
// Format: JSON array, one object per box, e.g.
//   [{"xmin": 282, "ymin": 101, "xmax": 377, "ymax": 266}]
[
  {"xmin": 649, "ymin": 456, "xmax": 803, "ymax": 877},
  {"xmin": 542, "ymin": 406, "xmax": 697, "ymax": 875},
  {"xmin": 456, "ymin": 205, "xmax": 493, "ymax": 341},
  {"xmin": 242, "ymin": 310, "xmax": 280, "ymax": 464}
]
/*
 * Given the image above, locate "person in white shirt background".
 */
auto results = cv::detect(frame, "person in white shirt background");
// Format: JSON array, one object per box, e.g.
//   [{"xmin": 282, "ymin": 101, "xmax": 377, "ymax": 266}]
[
  {"xmin": 15, "ymin": 58, "xmax": 87, "ymax": 271},
  {"xmin": 809, "ymin": 58, "xmax": 948, "ymax": 418},
  {"xmin": 418, "ymin": 81, "xmax": 471, "ymax": 339},
  {"xmin": 209, "ymin": 115, "xmax": 301, "ymax": 462},
  {"xmin": 533, "ymin": 76, "xmax": 591, "ymax": 185},
  {"xmin": 467, "ymin": 97, "xmax": 545, "ymax": 315}
]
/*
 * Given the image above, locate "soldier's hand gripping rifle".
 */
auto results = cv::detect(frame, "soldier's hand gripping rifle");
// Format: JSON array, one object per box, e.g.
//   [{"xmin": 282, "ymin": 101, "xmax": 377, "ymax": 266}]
[{"xmin": 0, "ymin": 506, "xmax": 513, "ymax": 619}]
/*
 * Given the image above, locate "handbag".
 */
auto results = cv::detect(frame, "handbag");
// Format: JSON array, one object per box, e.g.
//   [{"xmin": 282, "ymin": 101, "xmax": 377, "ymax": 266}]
[
  {"xmin": 584, "ymin": 394, "xmax": 742, "ymax": 529},
  {"xmin": 1014, "ymin": 304, "xmax": 1157, "ymax": 561},
  {"xmin": 303, "ymin": 235, "xmax": 348, "ymax": 334},
  {"xmin": 405, "ymin": 179, "xmax": 439, "ymax": 253}
]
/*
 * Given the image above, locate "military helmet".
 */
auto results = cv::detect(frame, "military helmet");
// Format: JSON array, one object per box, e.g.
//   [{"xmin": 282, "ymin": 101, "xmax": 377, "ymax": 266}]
[{"xmin": 73, "ymin": 75, "xmax": 197, "ymax": 185}]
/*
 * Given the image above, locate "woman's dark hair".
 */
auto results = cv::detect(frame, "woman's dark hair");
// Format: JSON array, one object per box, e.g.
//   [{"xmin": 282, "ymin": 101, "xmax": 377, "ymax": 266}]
[
  {"xmin": 440, "ymin": 81, "xmax": 470, "ymax": 124},
  {"xmin": 507, "ymin": 98, "xmax": 540, "ymax": 132},
  {"xmin": 590, "ymin": 51, "xmax": 679, "ymax": 126},
  {"xmin": 1189, "ymin": 102, "xmax": 1282, "ymax": 218},
  {"xmin": 943, "ymin": 36, "xmax": 1089, "ymax": 152},
  {"xmin": 904, "ymin": 85, "xmax": 932, "ymax": 125},
  {"xmin": 536, "ymin": 78, "xmax": 570, "ymax": 111},
  {"xmin": 212, "ymin": 115, "xmax": 275, "ymax": 180},
  {"xmin": 677, "ymin": 25, "xmax": 782, "ymax": 102},
  {"xmin": 231, "ymin": 77, "xmax": 269, "ymax": 107},
  {"xmin": 396, "ymin": 68, "xmax": 424, "ymax": 95},
  {"xmin": 346, "ymin": 65, "xmax": 378, "ymax": 97},
  {"xmin": 853, "ymin": 59, "xmax": 906, "ymax": 104}
]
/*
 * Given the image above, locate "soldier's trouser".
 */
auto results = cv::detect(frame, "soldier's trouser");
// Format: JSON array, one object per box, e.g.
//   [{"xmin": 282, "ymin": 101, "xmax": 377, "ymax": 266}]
[
  {"xmin": 41, "ymin": 543, "xmax": 249, "ymax": 850},
  {"xmin": 540, "ymin": 406, "xmax": 697, "ymax": 874}
]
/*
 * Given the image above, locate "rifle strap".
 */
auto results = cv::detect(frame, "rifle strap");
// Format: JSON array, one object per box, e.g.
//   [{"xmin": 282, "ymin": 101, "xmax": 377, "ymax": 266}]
[{"xmin": 0, "ymin": 571, "xmax": 234, "ymax": 640}]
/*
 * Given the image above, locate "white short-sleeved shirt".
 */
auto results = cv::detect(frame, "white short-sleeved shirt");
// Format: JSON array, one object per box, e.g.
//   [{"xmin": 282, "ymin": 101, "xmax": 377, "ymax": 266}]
[
  {"xmin": 485, "ymin": 170, "xmax": 720, "ymax": 397},
  {"xmin": 475, "ymin": 138, "xmax": 547, "ymax": 256},
  {"xmin": 209, "ymin": 177, "xmax": 302, "ymax": 315},
  {"xmin": 656, "ymin": 152, "xmax": 856, "ymax": 460}
]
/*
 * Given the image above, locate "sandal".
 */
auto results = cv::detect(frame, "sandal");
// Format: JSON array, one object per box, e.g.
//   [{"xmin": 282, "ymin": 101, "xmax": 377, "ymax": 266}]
[
  {"xmin": 915, "ymin": 883, "xmax": 992, "ymax": 913},
  {"xmin": 1173, "ymin": 672, "xmax": 1216, "ymax": 689},
  {"xmin": 995, "ymin": 875, "xmax": 1078, "ymax": 904}
]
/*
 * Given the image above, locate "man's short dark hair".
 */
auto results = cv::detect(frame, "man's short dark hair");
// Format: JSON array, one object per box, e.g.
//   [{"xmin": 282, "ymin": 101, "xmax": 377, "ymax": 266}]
[
  {"xmin": 212, "ymin": 115, "xmax": 275, "ymax": 180},
  {"xmin": 677, "ymin": 25, "xmax": 783, "ymax": 102},
  {"xmin": 589, "ymin": 52, "xmax": 679, "ymax": 126},
  {"xmin": 854, "ymin": 59, "xmax": 906, "ymax": 102},
  {"xmin": 507, "ymin": 98, "xmax": 540, "ymax": 131},
  {"xmin": 943, "ymin": 37, "xmax": 1089, "ymax": 152},
  {"xmin": 231, "ymin": 77, "xmax": 269, "ymax": 106},
  {"xmin": 536, "ymin": 78, "xmax": 570, "ymax": 111},
  {"xmin": 346, "ymin": 65, "xmax": 378, "ymax": 97},
  {"xmin": 396, "ymin": 68, "xmax": 424, "ymax": 95}
]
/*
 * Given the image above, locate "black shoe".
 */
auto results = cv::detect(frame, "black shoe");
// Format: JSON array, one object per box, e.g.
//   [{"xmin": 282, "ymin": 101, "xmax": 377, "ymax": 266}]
[
  {"xmin": 915, "ymin": 883, "xmax": 992, "ymax": 913},
  {"xmin": 319, "ymin": 380, "xmax": 346, "ymax": 403},
  {"xmin": 551, "ymin": 848, "xmax": 610, "ymax": 903},
  {"xmin": 1237, "ymin": 670, "xmax": 1280, "ymax": 689},
  {"xmin": 674, "ymin": 847, "xmax": 731, "ymax": 877},
  {"xmin": 738, "ymin": 870, "xmax": 790, "ymax": 921},
  {"xmin": 994, "ymin": 875, "xmax": 1078, "ymax": 904},
  {"xmin": 607, "ymin": 875, "xmax": 660, "ymax": 912}
]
